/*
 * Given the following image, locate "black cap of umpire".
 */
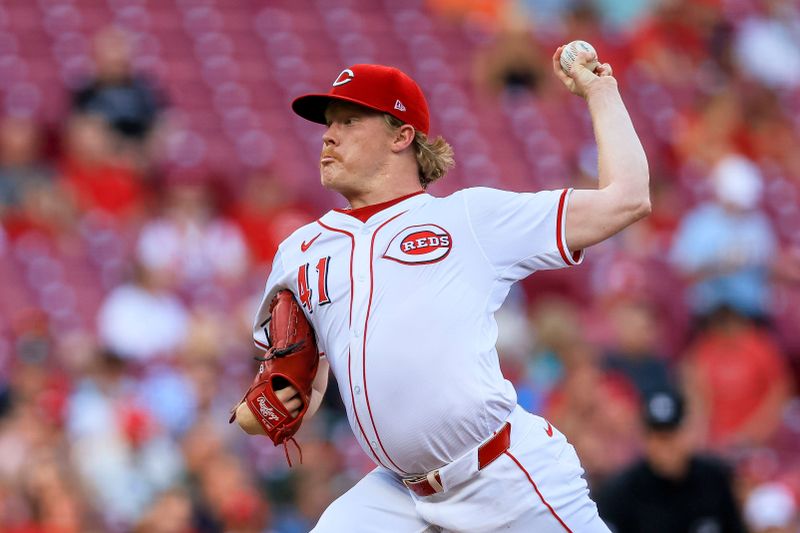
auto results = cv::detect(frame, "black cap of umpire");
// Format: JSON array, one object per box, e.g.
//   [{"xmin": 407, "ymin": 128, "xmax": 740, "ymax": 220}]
[{"xmin": 643, "ymin": 389, "xmax": 685, "ymax": 431}]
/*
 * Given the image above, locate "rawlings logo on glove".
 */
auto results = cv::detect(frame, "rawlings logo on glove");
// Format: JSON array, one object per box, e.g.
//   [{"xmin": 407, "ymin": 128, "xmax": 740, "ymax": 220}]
[
  {"xmin": 257, "ymin": 395, "xmax": 282, "ymax": 427},
  {"xmin": 230, "ymin": 290, "xmax": 320, "ymax": 465}
]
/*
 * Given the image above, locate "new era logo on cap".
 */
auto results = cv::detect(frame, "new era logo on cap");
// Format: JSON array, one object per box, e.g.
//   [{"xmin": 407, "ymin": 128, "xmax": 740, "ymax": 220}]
[{"xmin": 291, "ymin": 64, "xmax": 431, "ymax": 134}]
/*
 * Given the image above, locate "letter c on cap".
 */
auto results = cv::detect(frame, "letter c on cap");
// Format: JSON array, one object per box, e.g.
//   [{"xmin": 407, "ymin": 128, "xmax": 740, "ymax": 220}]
[{"xmin": 332, "ymin": 69, "xmax": 355, "ymax": 87}]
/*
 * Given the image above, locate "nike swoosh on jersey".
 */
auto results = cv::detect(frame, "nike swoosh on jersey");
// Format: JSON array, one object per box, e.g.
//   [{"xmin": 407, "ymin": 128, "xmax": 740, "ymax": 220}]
[
  {"xmin": 544, "ymin": 421, "xmax": 554, "ymax": 437},
  {"xmin": 301, "ymin": 233, "xmax": 322, "ymax": 252}
]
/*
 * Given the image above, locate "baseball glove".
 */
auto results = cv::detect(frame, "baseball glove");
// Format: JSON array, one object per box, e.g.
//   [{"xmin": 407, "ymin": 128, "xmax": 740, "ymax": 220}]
[{"xmin": 230, "ymin": 289, "xmax": 319, "ymax": 464}]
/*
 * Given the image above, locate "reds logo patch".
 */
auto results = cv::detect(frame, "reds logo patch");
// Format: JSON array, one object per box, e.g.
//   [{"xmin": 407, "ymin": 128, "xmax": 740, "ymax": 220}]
[{"xmin": 383, "ymin": 224, "xmax": 452, "ymax": 265}]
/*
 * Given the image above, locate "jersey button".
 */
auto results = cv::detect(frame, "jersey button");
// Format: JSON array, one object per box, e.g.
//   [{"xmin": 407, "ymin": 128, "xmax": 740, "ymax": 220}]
[
  {"xmin": 354, "ymin": 385, "xmax": 361, "ymax": 394},
  {"xmin": 353, "ymin": 329, "xmax": 361, "ymax": 338},
  {"xmin": 371, "ymin": 440, "xmax": 377, "ymax": 448},
  {"xmin": 357, "ymin": 274, "xmax": 367, "ymax": 283},
  {"xmin": 361, "ymin": 227, "xmax": 370, "ymax": 235}
]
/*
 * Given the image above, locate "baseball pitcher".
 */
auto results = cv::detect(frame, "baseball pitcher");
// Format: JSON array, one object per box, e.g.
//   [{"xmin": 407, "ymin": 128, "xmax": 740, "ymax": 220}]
[{"xmin": 232, "ymin": 45, "xmax": 649, "ymax": 532}]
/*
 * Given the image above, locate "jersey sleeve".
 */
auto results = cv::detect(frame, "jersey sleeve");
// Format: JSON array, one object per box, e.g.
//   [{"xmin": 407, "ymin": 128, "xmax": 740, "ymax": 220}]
[
  {"xmin": 462, "ymin": 187, "xmax": 584, "ymax": 281},
  {"xmin": 252, "ymin": 244, "xmax": 291, "ymax": 351}
]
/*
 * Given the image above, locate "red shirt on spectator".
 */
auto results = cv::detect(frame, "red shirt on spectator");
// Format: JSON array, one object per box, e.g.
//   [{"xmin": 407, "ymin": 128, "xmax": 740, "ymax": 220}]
[
  {"xmin": 686, "ymin": 322, "xmax": 791, "ymax": 448},
  {"xmin": 61, "ymin": 157, "xmax": 143, "ymax": 217}
]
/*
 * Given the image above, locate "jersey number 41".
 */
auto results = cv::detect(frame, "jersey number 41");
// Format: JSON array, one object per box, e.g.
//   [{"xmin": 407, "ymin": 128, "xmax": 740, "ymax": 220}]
[{"xmin": 297, "ymin": 257, "xmax": 332, "ymax": 312}]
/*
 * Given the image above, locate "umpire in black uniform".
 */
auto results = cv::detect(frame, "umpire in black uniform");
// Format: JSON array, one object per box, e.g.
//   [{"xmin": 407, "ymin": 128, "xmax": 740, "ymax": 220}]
[{"xmin": 595, "ymin": 389, "xmax": 747, "ymax": 533}]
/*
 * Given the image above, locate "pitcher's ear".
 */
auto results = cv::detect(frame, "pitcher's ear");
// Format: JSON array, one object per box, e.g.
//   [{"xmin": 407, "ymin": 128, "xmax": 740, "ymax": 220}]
[{"xmin": 391, "ymin": 123, "xmax": 415, "ymax": 153}]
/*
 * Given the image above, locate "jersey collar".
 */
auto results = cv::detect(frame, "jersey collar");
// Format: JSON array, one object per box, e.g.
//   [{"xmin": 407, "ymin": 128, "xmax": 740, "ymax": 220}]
[{"xmin": 320, "ymin": 191, "xmax": 430, "ymax": 228}]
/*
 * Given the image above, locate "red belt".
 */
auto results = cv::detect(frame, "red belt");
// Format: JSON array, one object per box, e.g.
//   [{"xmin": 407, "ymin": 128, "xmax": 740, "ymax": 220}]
[{"xmin": 403, "ymin": 422, "xmax": 511, "ymax": 497}]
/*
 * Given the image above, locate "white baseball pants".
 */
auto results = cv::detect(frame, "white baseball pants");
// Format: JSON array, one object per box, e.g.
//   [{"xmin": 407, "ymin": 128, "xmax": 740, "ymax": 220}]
[{"xmin": 312, "ymin": 405, "xmax": 612, "ymax": 532}]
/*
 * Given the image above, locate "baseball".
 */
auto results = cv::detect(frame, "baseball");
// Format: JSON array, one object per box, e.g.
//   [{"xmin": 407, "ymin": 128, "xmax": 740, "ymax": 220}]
[{"xmin": 560, "ymin": 40, "xmax": 599, "ymax": 74}]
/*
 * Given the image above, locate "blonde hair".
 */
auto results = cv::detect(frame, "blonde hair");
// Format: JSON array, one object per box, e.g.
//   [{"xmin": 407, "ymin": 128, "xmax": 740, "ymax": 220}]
[{"xmin": 384, "ymin": 115, "xmax": 454, "ymax": 189}]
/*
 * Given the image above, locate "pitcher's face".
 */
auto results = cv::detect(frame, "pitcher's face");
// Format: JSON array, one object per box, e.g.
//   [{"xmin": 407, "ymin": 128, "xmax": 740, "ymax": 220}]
[{"xmin": 320, "ymin": 103, "xmax": 393, "ymax": 196}]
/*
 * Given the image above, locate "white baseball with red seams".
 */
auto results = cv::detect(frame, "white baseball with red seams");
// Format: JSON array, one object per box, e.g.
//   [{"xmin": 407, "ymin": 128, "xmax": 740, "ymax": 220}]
[{"xmin": 560, "ymin": 40, "xmax": 599, "ymax": 74}]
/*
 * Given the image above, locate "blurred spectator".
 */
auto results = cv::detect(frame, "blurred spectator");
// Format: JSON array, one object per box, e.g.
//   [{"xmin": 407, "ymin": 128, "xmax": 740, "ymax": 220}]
[
  {"xmin": 472, "ymin": 5, "xmax": 546, "ymax": 96},
  {"xmin": 734, "ymin": 0, "xmax": 800, "ymax": 90},
  {"xmin": 670, "ymin": 154, "xmax": 777, "ymax": 321},
  {"xmin": 682, "ymin": 307, "xmax": 792, "ymax": 450},
  {"xmin": 602, "ymin": 298, "xmax": 674, "ymax": 398},
  {"xmin": 60, "ymin": 113, "xmax": 145, "ymax": 220},
  {"xmin": 744, "ymin": 82, "xmax": 800, "ymax": 177},
  {"xmin": 0, "ymin": 117, "xmax": 74, "ymax": 240},
  {"xmin": 519, "ymin": 297, "xmax": 580, "ymax": 412},
  {"xmin": 136, "ymin": 175, "xmax": 248, "ymax": 291},
  {"xmin": 72, "ymin": 27, "xmax": 164, "ymax": 145},
  {"xmin": 629, "ymin": 0, "xmax": 729, "ymax": 88},
  {"xmin": 596, "ymin": 389, "xmax": 747, "ymax": 532},
  {"xmin": 673, "ymin": 90, "xmax": 746, "ymax": 170},
  {"xmin": 270, "ymin": 478, "xmax": 334, "ymax": 533},
  {"xmin": 744, "ymin": 482, "xmax": 799, "ymax": 533},
  {"xmin": 0, "ymin": 403, "xmax": 88, "ymax": 533},
  {"xmin": 231, "ymin": 170, "xmax": 314, "ymax": 267},
  {"xmin": 66, "ymin": 350, "xmax": 184, "ymax": 528},
  {"xmin": 0, "ymin": 117, "xmax": 54, "ymax": 216},
  {"xmin": 97, "ymin": 262, "xmax": 189, "ymax": 362},
  {"xmin": 135, "ymin": 362, "xmax": 198, "ymax": 437},
  {"xmin": 641, "ymin": 176, "xmax": 682, "ymax": 255},
  {"xmin": 0, "ymin": 331, "xmax": 96, "ymax": 532},
  {"xmin": 16, "ymin": 450, "xmax": 88, "ymax": 533},
  {"xmin": 134, "ymin": 488, "xmax": 196, "ymax": 533},
  {"xmin": 192, "ymin": 453, "xmax": 270, "ymax": 532},
  {"xmin": 541, "ymin": 318, "xmax": 640, "ymax": 486}
]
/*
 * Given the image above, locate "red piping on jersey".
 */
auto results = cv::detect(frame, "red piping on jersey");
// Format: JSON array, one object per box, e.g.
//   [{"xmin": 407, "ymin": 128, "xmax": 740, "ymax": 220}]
[
  {"xmin": 316, "ymin": 221, "xmax": 355, "ymax": 326},
  {"xmin": 362, "ymin": 211, "xmax": 409, "ymax": 474},
  {"xmin": 333, "ymin": 190, "xmax": 424, "ymax": 223},
  {"xmin": 316, "ymin": 220, "xmax": 387, "ymax": 469},
  {"xmin": 555, "ymin": 189, "xmax": 581, "ymax": 265},
  {"xmin": 504, "ymin": 450, "xmax": 573, "ymax": 532}
]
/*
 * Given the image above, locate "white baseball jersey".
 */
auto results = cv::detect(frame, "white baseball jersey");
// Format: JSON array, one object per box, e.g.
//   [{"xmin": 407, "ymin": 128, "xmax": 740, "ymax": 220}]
[{"xmin": 253, "ymin": 187, "xmax": 583, "ymax": 476}]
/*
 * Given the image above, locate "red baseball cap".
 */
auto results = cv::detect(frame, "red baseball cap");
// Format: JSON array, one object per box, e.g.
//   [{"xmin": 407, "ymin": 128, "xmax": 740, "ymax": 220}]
[{"xmin": 291, "ymin": 64, "xmax": 430, "ymax": 135}]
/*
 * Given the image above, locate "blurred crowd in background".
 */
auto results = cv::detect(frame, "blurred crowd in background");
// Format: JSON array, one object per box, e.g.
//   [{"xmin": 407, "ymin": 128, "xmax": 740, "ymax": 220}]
[{"xmin": 0, "ymin": 0, "xmax": 799, "ymax": 531}]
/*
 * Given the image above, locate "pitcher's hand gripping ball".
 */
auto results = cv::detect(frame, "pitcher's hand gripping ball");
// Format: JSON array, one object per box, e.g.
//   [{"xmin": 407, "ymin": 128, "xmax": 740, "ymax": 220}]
[
  {"xmin": 560, "ymin": 40, "xmax": 599, "ymax": 74},
  {"xmin": 230, "ymin": 290, "xmax": 319, "ymax": 463}
]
